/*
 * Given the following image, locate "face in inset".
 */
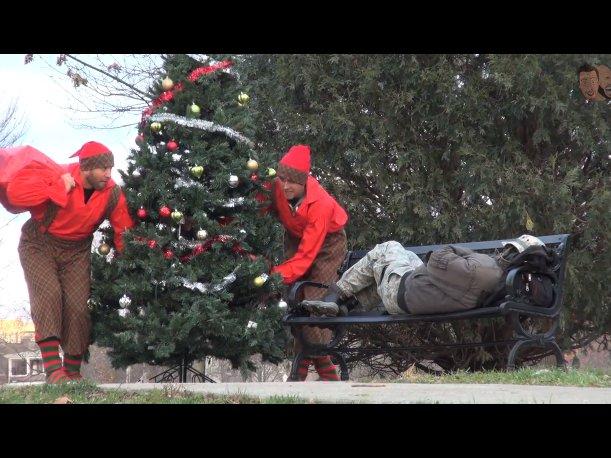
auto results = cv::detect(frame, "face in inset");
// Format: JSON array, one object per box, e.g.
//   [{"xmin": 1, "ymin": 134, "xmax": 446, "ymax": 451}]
[
  {"xmin": 579, "ymin": 69, "xmax": 604, "ymax": 101},
  {"xmin": 596, "ymin": 64, "xmax": 611, "ymax": 99},
  {"xmin": 278, "ymin": 175, "xmax": 305, "ymax": 201},
  {"xmin": 83, "ymin": 167, "xmax": 112, "ymax": 190}
]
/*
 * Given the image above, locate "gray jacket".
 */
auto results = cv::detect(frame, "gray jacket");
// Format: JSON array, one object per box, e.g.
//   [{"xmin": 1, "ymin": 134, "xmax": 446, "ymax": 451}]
[{"xmin": 400, "ymin": 245, "xmax": 503, "ymax": 314}]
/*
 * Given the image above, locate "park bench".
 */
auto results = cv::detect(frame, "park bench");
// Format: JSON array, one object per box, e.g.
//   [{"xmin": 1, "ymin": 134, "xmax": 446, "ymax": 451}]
[{"xmin": 282, "ymin": 234, "xmax": 571, "ymax": 381}]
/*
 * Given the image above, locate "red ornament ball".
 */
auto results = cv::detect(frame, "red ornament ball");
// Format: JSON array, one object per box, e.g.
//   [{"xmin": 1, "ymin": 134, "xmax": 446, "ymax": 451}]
[
  {"xmin": 167, "ymin": 140, "xmax": 179, "ymax": 151},
  {"xmin": 148, "ymin": 240, "xmax": 157, "ymax": 249},
  {"xmin": 137, "ymin": 207, "xmax": 147, "ymax": 219},
  {"xmin": 135, "ymin": 134, "xmax": 145, "ymax": 145},
  {"xmin": 250, "ymin": 173, "xmax": 258, "ymax": 182},
  {"xmin": 163, "ymin": 249, "xmax": 174, "ymax": 260},
  {"xmin": 159, "ymin": 206, "xmax": 171, "ymax": 218}
]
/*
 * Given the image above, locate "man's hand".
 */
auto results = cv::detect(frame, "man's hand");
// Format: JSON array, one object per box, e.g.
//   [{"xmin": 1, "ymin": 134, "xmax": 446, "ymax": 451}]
[{"xmin": 61, "ymin": 173, "xmax": 76, "ymax": 192}]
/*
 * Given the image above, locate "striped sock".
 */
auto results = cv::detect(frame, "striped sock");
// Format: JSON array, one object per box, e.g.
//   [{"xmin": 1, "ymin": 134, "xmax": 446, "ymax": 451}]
[
  {"xmin": 37, "ymin": 337, "xmax": 62, "ymax": 376},
  {"xmin": 297, "ymin": 358, "xmax": 313, "ymax": 381},
  {"xmin": 313, "ymin": 356, "xmax": 340, "ymax": 381},
  {"xmin": 63, "ymin": 354, "xmax": 83, "ymax": 376}
]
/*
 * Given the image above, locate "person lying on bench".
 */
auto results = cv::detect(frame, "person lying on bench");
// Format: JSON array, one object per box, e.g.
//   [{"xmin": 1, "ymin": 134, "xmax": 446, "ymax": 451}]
[{"xmin": 300, "ymin": 235, "xmax": 546, "ymax": 317}]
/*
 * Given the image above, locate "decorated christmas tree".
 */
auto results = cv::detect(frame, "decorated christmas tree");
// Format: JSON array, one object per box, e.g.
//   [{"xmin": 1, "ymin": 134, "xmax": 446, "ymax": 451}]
[{"xmin": 89, "ymin": 54, "xmax": 288, "ymax": 375}]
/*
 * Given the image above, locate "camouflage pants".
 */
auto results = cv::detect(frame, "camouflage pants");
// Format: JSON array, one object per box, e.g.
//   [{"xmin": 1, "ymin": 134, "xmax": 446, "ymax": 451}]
[
  {"xmin": 18, "ymin": 219, "xmax": 93, "ymax": 355},
  {"xmin": 336, "ymin": 241, "xmax": 424, "ymax": 314}
]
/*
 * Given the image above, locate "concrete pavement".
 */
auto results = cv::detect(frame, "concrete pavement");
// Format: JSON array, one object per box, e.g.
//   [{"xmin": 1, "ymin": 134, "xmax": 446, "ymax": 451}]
[{"xmin": 97, "ymin": 382, "xmax": 611, "ymax": 404}]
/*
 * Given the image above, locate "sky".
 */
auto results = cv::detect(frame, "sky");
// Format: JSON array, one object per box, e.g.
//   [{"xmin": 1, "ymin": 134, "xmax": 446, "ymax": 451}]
[{"xmin": 0, "ymin": 54, "xmax": 144, "ymax": 319}]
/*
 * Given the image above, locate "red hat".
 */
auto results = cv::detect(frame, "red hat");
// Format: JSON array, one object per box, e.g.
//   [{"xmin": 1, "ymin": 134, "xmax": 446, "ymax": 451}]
[
  {"xmin": 278, "ymin": 144, "xmax": 311, "ymax": 185},
  {"xmin": 70, "ymin": 141, "xmax": 114, "ymax": 170}
]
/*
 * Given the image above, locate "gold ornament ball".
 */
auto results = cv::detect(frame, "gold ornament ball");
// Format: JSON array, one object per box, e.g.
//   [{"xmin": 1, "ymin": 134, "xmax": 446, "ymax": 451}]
[
  {"xmin": 162, "ymin": 77, "xmax": 174, "ymax": 91},
  {"xmin": 190, "ymin": 165, "xmax": 204, "ymax": 178},
  {"xmin": 150, "ymin": 122, "xmax": 162, "ymax": 133},
  {"xmin": 246, "ymin": 159, "xmax": 259, "ymax": 171},
  {"xmin": 98, "ymin": 243, "xmax": 111, "ymax": 255},
  {"xmin": 238, "ymin": 92, "xmax": 250, "ymax": 104},
  {"xmin": 253, "ymin": 275, "xmax": 266, "ymax": 287}
]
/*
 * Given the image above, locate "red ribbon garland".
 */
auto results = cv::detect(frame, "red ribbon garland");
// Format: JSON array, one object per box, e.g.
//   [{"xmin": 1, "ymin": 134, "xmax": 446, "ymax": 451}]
[{"xmin": 141, "ymin": 60, "xmax": 234, "ymax": 124}]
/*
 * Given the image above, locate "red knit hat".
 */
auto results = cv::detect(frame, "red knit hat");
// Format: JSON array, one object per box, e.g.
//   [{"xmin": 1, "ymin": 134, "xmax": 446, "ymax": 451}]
[
  {"xmin": 278, "ymin": 144, "xmax": 311, "ymax": 185},
  {"xmin": 70, "ymin": 141, "xmax": 114, "ymax": 170}
]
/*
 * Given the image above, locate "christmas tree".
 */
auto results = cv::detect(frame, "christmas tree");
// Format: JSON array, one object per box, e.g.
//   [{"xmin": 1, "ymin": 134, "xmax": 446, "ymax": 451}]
[{"xmin": 90, "ymin": 54, "xmax": 288, "ymax": 374}]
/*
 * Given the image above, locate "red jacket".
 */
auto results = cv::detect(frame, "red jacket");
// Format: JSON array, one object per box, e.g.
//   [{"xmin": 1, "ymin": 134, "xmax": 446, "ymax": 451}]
[
  {"xmin": 7, "ymin": 162, "xmax": 134, "ymax": 252},
  {"xmin": 271, "ymin": 176, "xmax": 348, "ymax": 284}
]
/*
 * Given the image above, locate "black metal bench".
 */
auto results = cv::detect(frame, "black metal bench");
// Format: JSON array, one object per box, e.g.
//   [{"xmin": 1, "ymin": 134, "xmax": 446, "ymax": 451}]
[{"xmin": 282, "ymin": 234, "xmax": 571, "ymax": 381}]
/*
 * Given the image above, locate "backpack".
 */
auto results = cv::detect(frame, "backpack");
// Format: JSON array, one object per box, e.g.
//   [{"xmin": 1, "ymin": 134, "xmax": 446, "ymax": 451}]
[
  {"xmin": 0, "ymin": 145, "xmax": 65, "ymax": 214},
  {"xmin": 481, "ymin": 245, "xmax": 558, "ymax": 308}
]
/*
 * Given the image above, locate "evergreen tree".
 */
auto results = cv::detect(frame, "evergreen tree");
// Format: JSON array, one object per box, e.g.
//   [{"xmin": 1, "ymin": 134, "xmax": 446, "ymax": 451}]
[
  {"xmin": 90, "ymin": 54, "xmax": 288, "ymax": 373},
  {"xmin": 241, "ymin": 54, "xmax": 610, "ymax": 373}
]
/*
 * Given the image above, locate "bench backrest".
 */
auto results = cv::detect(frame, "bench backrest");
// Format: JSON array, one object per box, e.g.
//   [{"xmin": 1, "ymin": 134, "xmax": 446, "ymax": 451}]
[{"xmin": 340, "ymin": 234, "xmax": 572, "ymax": 312}]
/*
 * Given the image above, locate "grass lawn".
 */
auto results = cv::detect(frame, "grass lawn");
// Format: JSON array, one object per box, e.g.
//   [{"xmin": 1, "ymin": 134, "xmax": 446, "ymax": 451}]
[
  {"xmin": 390, "ymin": 367, "xmax": 610, "ymax": 387},
  {"xmin": 0, "ymin": 380, "xmax": 313, "ymax": 404}
]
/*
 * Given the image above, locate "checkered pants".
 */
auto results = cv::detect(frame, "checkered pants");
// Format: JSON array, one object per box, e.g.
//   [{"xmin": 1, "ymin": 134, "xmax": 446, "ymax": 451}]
[
  {"xmin": 18, "ymin": 219, "xmax": 93, "ymax": 355},
  {"xmin": 285, "ymin": 229, "xmax": 347, "ymax": 349}
]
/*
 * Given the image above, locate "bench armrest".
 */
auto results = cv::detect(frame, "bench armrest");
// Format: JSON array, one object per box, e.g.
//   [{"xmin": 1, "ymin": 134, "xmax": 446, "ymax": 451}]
[{"xmin": 287, "ymin": 280, "xmax": 329, "ymax": 306}]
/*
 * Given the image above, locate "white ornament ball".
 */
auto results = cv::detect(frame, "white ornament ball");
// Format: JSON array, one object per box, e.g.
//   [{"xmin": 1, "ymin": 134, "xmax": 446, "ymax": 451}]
[
  {"xmin": 197, "ymin": 229, "xmax": 209, "ymax": 240},
  {"xmin": 183, "ymin": 149, "xmax": 191, "ymax": 154},
  {"xmin": 119, "ymin": 294, "xmax": 132, "ymax": 308},
  {"xmin": 132, "ymin": 169, "xmax": 141, "ymax": 178},
  {"xmin": 228, "ymin": 175, "xmax": 239, "ymax": 188},
  {"xmin": 278, "ymin": 300, "xmax": 288, "ymax": 309},
  {"xmin": 172, "ymin": 154, "xmax": 181, "ymax": 162},
  {"xmin": 118, "ymin": 309, "xmax": 130, "ymax": 318},
  {"xmin": 246, "ymin": 321, "xmax": 258, "ymax": 329}
]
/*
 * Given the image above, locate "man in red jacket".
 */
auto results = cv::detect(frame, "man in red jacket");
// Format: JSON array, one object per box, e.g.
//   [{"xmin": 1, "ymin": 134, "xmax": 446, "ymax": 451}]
[
  {"xmin": 7, "ymin": 141, "xmax": 134, "ymax": 383},
  {"xmin": 270, "ymin": 144, "xmax": 348, "ymax": 381}
]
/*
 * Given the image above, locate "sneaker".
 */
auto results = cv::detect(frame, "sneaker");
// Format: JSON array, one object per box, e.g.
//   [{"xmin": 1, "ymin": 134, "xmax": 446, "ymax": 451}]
[{"xmin": 301, "ymin": 300, "xmax": 340, "ymax": 317}]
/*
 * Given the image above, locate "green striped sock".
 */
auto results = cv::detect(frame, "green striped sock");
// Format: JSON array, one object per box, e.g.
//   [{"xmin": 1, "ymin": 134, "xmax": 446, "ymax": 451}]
[
  {"xmin": 37, "ymin": 337, "xmax": 62, "ymax": 375},
  {"xmin": 63, "ymin": 354, "xmax": 83, "ymax": 374}
]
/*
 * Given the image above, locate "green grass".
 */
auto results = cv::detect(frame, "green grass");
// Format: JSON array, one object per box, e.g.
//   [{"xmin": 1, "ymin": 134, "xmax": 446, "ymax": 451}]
[
  {"xmin": 0, "ymin": 380, "xmax": 313, "ymax": 404},
  {"xmin": 389, "ymin": 367, "xmax": 610, "ymax": 387}
]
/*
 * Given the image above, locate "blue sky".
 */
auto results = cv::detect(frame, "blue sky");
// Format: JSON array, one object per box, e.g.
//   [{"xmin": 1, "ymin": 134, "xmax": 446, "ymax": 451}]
[{"xmin": 0, "ymin": 54, "xmax": 144, "ymax": 319}]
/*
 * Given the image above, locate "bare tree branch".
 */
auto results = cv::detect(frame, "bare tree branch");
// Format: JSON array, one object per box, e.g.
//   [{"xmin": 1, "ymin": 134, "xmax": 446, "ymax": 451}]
[{"xmin": 0, "ymin": 99, "xmax": 29, "ymax": 147}]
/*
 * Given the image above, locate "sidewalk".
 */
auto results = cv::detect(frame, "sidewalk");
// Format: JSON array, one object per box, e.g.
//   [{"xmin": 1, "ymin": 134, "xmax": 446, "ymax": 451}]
[{"xmin": 98, "ymin": 382, "xmax": 611, "ymax": 404}]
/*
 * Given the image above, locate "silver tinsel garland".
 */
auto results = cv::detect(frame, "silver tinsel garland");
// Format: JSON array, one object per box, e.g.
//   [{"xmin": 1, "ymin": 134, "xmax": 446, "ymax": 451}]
[
  {"xmin": 182, "ymin": 268, "xmax": 238, "ymax": 294},
  {"xmin": 149, "ymin": 113, "xmax": 254, "ymax": 148}
]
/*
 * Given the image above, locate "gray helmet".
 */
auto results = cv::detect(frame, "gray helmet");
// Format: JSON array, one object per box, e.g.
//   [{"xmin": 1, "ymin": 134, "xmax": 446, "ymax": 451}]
[{"xmin": 501, "ymin": 234, "xmax": 545, "ymax": 253}]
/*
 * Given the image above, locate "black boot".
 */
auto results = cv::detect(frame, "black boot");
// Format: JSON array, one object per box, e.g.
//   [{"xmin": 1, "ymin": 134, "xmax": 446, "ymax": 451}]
[{"xmin": 302, "ymin": 284, "xmax": 352, "ymax": 316}]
